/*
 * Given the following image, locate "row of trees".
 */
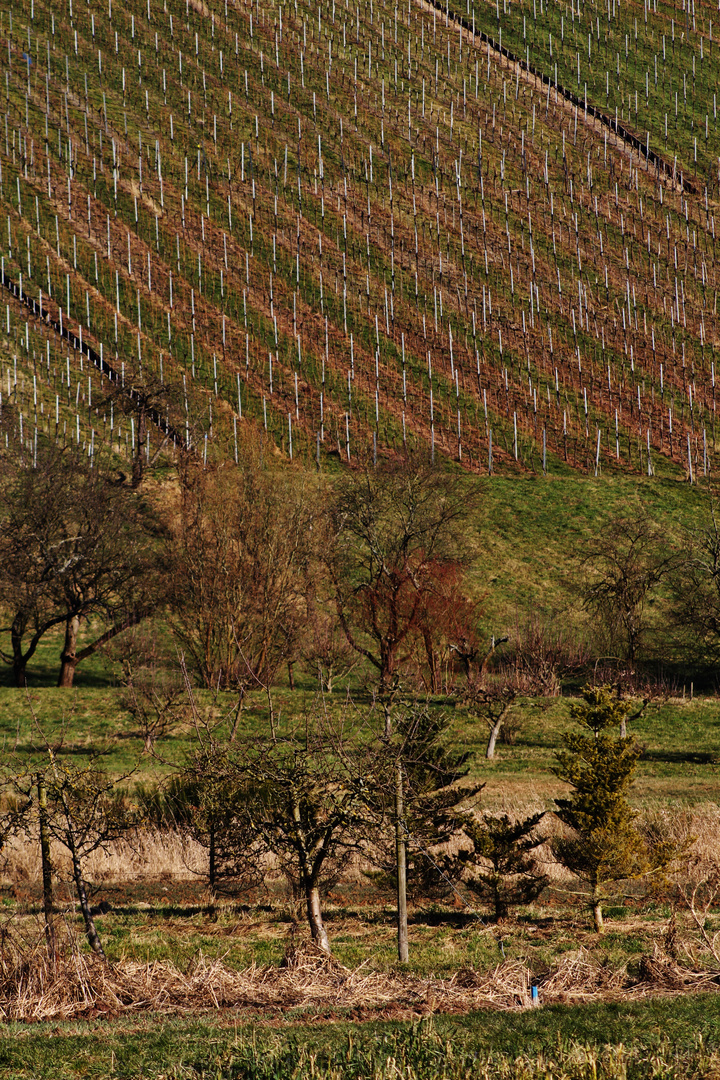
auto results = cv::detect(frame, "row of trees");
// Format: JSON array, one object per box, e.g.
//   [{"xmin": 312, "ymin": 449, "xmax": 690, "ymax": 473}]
[
  {"xmin": 4, "ymin": 425, "xmax": 720, "ymax": 696},
  {"xmin": 0, "ymin": 425, "xmax": 488, "ymax": 694},
  {"xmin": 4, "ymin": 686, "xmax": 681, "ymax": 958}
]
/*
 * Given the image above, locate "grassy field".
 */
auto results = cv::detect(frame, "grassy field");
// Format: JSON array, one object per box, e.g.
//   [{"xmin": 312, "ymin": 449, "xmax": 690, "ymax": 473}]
[
  {"xmin": 2, "ymin": 680, "xmax": 718, "ymax": 798},
  {"xmin": 1, "ymin": 993, "xmax": 720, "ymax": 1078}
]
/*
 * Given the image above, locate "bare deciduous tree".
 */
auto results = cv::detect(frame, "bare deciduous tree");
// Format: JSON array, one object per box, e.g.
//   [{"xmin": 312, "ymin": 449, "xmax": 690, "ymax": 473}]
[
  {"xmin": 180, "ymin": 708, "xmax": 369, "ymax": 952},
  {"xmin": 463, "ymin": 684, "xmax": 518, "ymax": 760},
  {"xmin": 671, "ymin": 488, "xmax": 720, "ymax": 665},
  {"xmin": 167, "ymin": 453, "xmax": 320, "ymax": 694},
  {"xmin": 328, "ymin": 455, "xmax": 477, "ymax": 691},
  {"xmin": 580, "ymin": 512, "xmax": 676, "ymax": 663},
  {"xmin": 0, "ymin": 441, "xmax": 157, "ymax": 687}
]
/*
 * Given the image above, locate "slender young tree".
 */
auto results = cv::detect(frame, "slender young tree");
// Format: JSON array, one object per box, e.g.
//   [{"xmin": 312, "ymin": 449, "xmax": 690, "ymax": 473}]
[
  {"xmin": 367, "ymin": 699, "xmax": 484, "ymax": 959},
  {"xmin": 41, "ymin": 753, "xmax": 136, "ymax": 957}
]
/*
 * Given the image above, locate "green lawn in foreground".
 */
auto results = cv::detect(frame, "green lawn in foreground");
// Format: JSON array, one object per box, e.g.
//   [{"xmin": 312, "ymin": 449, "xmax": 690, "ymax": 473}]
[{"xmin": 1, "ymin": 993, "xmax": 719, "ymax": 1079}]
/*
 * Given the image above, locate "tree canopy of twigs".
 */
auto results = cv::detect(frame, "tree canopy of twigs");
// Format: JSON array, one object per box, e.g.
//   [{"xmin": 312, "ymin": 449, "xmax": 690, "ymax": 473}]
[
  {"xmin": 0, "ymin": 438, "xmax": 158, "ymax": 688},
  {"xmin": 328, "ymin": 455, "xmax": 478, "ymax": 692},
  {"xmin": 167, "ymin": 452, "xmax": 321, "ymax": 692},
  {"xmin": 580, "ymin": 512, "xmax": 678, "ymax": 663}
]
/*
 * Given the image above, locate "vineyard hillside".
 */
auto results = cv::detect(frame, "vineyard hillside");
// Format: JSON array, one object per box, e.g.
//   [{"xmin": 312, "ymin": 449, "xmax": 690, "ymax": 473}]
[{"xmin": 0, "ymin": 0, "xmax": 718, "ymax": 479}]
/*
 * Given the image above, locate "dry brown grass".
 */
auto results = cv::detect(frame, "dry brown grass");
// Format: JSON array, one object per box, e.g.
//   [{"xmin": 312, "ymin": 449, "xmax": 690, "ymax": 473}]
[
  {"xmin": 0, "ymin": 829, "xmax": 207, "ymax": 892},
  {"xmin": 3, "ymin": 806, "xmax": 718, "ymax": 898},
  {"xmin": 0, "ymin": 936, "xmax": 716, "ymax": 1024}
]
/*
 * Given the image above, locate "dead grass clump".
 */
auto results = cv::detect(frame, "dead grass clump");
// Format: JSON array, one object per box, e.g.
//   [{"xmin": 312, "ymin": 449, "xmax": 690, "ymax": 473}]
[
  {"xmin": 0, "ymin": 942, "xmax": 533, "ymax": 1022},
  {"xmin": 538, "ymin": 947, "xmax": 719, "ymax": 1004},
  {"xmin": 635, "ymin": 951, "xmax": 718, "ymax": 992},
  {"xmin": 540, "ymin": 949, "xmax": 627, "ymax": 1000},
  {"xmin": 280, "ymin": 940, "xmax": 346, "ymax": 974}
]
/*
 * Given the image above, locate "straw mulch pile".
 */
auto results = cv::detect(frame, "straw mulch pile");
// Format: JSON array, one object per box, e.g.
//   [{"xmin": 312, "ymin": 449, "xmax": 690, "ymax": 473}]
[{"xmin": 0, "ymin": 941, "xmax": 716, "ymax": 1023}]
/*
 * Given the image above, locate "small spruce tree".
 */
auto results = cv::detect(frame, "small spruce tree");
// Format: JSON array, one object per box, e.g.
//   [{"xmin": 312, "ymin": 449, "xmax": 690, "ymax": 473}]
[
  {"xmin": 455, "ymin": 811, "xmax": 548, "ymax": 922},
  {"xmin": 552, "ymin": 686, "xmax": 645, "ymax": 933}
]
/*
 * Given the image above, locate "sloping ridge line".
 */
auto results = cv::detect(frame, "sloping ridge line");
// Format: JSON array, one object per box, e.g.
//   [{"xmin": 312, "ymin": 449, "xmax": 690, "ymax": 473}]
[
  {"xmin": 430, "ymin": 0, "xmax": 696, "ymax": 195},
  {"xmin": 1, "ymin": 270, "xmax": 185, "ymax": 448}
]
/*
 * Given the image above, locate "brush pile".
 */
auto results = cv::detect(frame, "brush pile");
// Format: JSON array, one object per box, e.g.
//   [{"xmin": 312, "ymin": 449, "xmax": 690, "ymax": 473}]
[
  {"xmin": 0, "ymin": 939, "xmax": 716, "ymax": 1023},
  {"xmin": 538, "ymin": 946, "xmax": 719, "ymax": 1002}
]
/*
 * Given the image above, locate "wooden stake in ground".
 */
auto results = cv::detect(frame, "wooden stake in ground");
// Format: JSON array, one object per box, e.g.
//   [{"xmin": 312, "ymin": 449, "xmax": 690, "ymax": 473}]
[
  {"xmin": 37, "ymin": 771, "xmax": 55, "ymax": 959},
  {"xmin": 395, "ymin": 755, "xmax": 409, "ymax": 963}
]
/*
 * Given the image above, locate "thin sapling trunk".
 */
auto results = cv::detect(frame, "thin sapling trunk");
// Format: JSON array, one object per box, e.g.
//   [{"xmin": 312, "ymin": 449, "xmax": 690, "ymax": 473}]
[
  {"xmin": 37, "ymin": 773, "xmax": 55, "ymax": 957},
  {"xmin": 70, "ymin": 846, "xmax": 106, "ymax": 958},
  {"xmin": 395, "ymin": 758, "xmax": 409, "ymax": 962}
]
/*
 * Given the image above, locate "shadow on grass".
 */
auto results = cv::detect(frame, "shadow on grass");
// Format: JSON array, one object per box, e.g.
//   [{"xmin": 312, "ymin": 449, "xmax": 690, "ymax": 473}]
[{"xmin": 641, "ymin": 749, "xmax": 718, "ymax": 765}]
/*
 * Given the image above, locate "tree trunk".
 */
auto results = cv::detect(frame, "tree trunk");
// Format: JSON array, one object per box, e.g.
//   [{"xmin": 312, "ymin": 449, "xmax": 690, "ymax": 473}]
[
  {"xmin": 37, "ymin": 774, "xmax": 55, "ymax": 958},
  {"xmin": 58, "ymin": 615, "xmax": 80, "ymax": 687},
  {"xmin": 209, "ymin": 822, "xmax": 216, "ymax": 894},
  {"xmin": 486, "ymin": 719, "xmax": 503, "ymax": 759},
  {"xmin": 11, "ymin": 617, "xmax": 28, "ymax": 687},
  {"xmin": 395, "ymin": 759, "xmax": 409, "ymax": 962},
  {"xmin": 592, "ymin": 884, "xmax": 604, "ymax": 933},
  {"xmin": 306, "ymin": 884, "xmax": 331, "ymax": 953},
  {"xmin": 13, "ymin": 656, "xmax": 28, "ymax": 688},
  {"xmin": 70, "ymin": 849, "xmax": 106, "ymax": 958},
  {"xmin": 422, "ymin": 630, "xmax": 440, "ymax": 692},
  {"xmin": 492, "ymin": 874, "xmax": 508, "ymax": 923},
  {"xmin": 132, "ymin": 408, "xmax": 147, "ymax": 489}
]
